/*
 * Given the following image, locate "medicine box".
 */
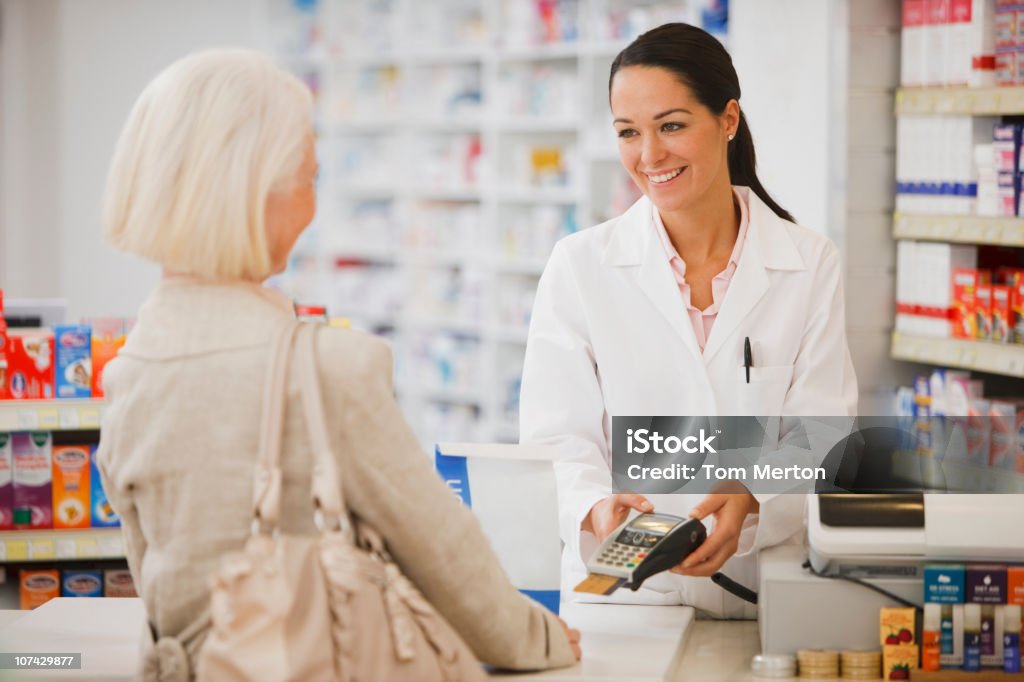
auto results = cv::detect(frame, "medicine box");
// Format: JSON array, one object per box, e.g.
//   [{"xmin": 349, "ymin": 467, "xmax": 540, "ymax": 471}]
[
  {"xmin": 5, "ymin": 330, "xmax": 54, "ymax": 400},
  {"xmin": 54, "ymin": 325, "xmax": 91, "ymax": 399},
  {"xmin": 61, "ymin": 569, "xmax": 103, "ymax": 598},
  {"xmin": 20, "ymin": 569, "xmax": 59, "ymax": 610},
  {"xmin": 12, "ymin": 431, "xmax": 52, "ymax": 529},
  {"xmin": 104, "ymin": 569, "xmax": 137, "ymax": 598},
  {"xmin": 89, "ymin": 445, "xmax": 119, "ymax": 528},
  {"xmin": 0, "ymin": 433, "xmax": 11, "ymax": 530},
  {"xmin": 52, "ymin": 444, "xmax": 91, "ymax": 529}
]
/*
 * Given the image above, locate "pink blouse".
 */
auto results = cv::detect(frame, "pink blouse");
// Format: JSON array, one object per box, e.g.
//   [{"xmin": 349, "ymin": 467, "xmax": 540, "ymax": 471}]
[{"xmin": 652, "ymin": 187, "xmax": 750, "ymax": 352}]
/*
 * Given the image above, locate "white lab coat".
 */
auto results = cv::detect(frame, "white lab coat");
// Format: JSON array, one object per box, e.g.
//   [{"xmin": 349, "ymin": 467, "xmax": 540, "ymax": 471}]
[{"xmin": 520, "ymin": 187, "xmax": 858, "ymax": 618}]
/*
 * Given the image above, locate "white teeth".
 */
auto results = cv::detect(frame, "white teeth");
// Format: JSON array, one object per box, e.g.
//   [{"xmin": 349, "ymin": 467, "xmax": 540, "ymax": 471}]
[{"xmin": 648, "ymin": 168, "xmax": 683, "ymax": 183}]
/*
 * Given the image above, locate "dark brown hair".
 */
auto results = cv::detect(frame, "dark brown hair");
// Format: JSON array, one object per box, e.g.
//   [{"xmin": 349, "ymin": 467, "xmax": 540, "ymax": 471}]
[{"xmin": 610, "ymin": 23, "xmax": 794, "ymax": 223}]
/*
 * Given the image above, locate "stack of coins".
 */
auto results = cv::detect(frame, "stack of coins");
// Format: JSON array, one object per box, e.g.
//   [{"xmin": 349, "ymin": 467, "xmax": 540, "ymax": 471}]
[
  {"xmin": 797, "ymin": 649, "xmax": 840, "ymax": 679},
  {"xmin": 839, "ymin": 650, "xmax": 882, "ymax": 680}
]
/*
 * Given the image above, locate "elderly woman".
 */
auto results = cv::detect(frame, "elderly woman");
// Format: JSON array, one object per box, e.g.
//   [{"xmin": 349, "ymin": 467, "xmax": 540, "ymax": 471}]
[{"xmin": 97, "ymin": 48, "xmax": 579, "ymax": 680}]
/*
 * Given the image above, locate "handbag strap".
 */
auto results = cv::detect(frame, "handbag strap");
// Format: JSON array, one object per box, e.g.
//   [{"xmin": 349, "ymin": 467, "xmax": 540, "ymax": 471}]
[
  {"xmin": 294, "ymin": 323, "xmax": 349, "ymax": 531},
  {"xmin": 252, "ymin": 320, "xmax": 302, "ymax": 528}
]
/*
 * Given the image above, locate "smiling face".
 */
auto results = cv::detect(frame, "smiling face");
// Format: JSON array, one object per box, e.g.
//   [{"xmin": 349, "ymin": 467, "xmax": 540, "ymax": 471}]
[{"xmin": 611, "ymin": 66, "xmax": 738, "ymax": 216}]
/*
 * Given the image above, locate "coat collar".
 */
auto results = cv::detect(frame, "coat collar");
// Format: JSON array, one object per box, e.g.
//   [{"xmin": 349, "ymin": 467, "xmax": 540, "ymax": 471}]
[
  {"xmin": 600, "ymin": 187, "xmax": 806, "ymax": 364},
  {"xmin": 120, "ymin": 278, "xmax": 296, "ymax": 360}
]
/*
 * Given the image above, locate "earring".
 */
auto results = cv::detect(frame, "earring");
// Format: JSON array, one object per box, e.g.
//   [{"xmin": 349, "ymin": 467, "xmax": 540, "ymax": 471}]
[{"xmin": 728, "ymin": 133, "xmax": 735, "ymax": 141}]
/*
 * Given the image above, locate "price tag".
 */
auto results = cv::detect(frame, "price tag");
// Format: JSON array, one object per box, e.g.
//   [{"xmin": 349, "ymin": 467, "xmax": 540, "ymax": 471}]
[
  {"xmin": 76, "ymin": 538, "xmax": 99, "ymax": 558},
  {"xmin": 38, "ymin": 409, "xmax": 59, "ymax": 429},
  {"xmin": 56, "ymin": 538, "xmax": 77, "ymax": 559},
  {"xmin": 59, "ymin": 408, "xmax": 81, "ymax": 429},
  {"xmin": 99, "ymin": 534, "xmax": 123, "ymax": 557},
  {"xmin": 80, "ymin": 408, "xmax": 101, "ymax": 429},
  {"xmin": 6, "ymin": 540, "xmax": 28, "ymax": 561},
  {"xmin": 29, "ymin": 539, "xmax": 55, "ymax": 560},
  {"xmin": 17, "ymin": 410, "xmax": 39, "ymax": 429}
]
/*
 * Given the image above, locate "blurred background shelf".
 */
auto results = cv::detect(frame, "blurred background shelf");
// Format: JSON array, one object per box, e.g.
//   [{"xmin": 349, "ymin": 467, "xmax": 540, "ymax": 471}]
[
  {"xmin": 893, "ymin": 213, "xmax": 1024, "ymax": 246},
  {"xmin": 0, "ymin": 529, "xmax": 124, "ymax": 563},
  {"xmin": 0, "ymin": 399, "xmax": 105, "ymax": 432},
  {"xmin": 890, "ymin": 332, "xmax": 1024, "ymax": 378}
]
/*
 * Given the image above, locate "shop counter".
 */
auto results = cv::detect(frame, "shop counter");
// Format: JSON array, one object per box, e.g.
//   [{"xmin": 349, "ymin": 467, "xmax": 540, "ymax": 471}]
[{"xmin": 0, "ymin": 598, "xmax": 717, "ymax": 681}]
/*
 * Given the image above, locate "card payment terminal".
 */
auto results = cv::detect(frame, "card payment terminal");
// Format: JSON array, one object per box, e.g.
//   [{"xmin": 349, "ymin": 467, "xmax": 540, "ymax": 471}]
[{"xmin": 586, "ymin": 513, "xmax": 707, "ymax": 591}]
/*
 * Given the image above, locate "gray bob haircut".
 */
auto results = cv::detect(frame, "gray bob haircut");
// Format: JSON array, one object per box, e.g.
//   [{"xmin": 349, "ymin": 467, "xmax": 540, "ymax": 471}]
[{"xmin": 103, "ymin": 48, "xmax": 313, "ymax": 280}]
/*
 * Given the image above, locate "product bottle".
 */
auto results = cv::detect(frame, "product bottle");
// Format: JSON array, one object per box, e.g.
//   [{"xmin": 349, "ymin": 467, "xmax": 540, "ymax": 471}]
[
  {"xmin": 0, "ymin": 288, "xmax": 8, "ymax": 400},
  {"xmin": 940, "ymin": 604, "xmax": 955, "ymax": 659},
  {"xmin": 923, "ymin": 603, "xmax": 942, "ymax": 671},
  {"xmin": 1006, "ymin": 605, "xmax": 1022, "ymax": 674},
  {"xmin": 964, "ymin": 603, "xmax": 982, "ymax": 672}
]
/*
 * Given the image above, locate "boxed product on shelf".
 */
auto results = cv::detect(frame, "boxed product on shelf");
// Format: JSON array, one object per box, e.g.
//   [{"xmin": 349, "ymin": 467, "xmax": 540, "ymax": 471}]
[
  {"xmin": 61, "ymin": 569, "xmax": 103, "ymax": 598},
  {"xmin": 0, "ymin": 289, "xmax": 8, "ymax": 400},
  {"xmin": 896, "ymin": 242, "xmax": 979, "ymax": 338},
  {"xmin": 966, "ymin": 398, "xmax": 992, "ymax": 463},
  {"xmin": 90, "ymin": 444, "xmax": 119, "ymax": 528},
  {"xmin": 54, "ymin": 325, "xmax": 92, "ymax": 399},
  {"xmin": 20, "ymin": 569, "xmax": 59, "ymax": 610},
  {"xmin": 952, "ymin": 267, "xmax": 985, "ymax": 339},
  {"xmin": 976, "ymin": 282, "xmax": 994, "ymax": 339},
  {"xmin": 1014, "ymin": 276, "xmax": 1024, "ymax": 342},
  {"xmin": 993, "ymin": 283, "xmax": 1013, "ymax": 341},
  {"xmin": 90, "ymin": 318, "xmax": 125, "ymax": 399},
  {"xmin": 989, "ymin": 399, "xmax": 1021, "ymax": 468},
  {"xmin": 5, "ymin": 329, "xmax": 55, "ymax": 400},
  {"xmin": 104, "ymin": 568, "xmax": 137, "ymax": 598},
  {"xmin": 52, "ymin": 444, "xmax": 91, "ymax": 529},
  {"xmin": 0, "ymin": 432, "xmax": 11, "ymax": 530},
  {"xmin": 12, "ymin": 431, "xmax": 52, "ymax": 530}
]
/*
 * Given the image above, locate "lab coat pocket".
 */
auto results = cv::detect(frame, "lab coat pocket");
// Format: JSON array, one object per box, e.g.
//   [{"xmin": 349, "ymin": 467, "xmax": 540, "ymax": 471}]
[{"xmin": 737, "ymin": 364, "xmax": 795, "ymax": 415}]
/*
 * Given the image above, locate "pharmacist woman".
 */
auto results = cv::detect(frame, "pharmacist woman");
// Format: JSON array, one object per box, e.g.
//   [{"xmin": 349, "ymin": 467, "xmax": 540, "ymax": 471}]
[{"xmin": 520, "ymin": 23, "xmax": 858, "ymax": 618}]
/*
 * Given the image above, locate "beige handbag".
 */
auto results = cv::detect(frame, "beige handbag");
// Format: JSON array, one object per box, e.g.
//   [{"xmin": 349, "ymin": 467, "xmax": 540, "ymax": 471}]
[{"xmin": 197, "ymin": 322, "xmax": 487, "ymax": 682}]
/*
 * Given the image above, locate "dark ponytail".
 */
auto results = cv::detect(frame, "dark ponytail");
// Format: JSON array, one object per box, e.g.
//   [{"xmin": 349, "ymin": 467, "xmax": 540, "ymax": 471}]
[{"xmin": 609, "ymin": 23, "xmax": 794, "ymax": 223}]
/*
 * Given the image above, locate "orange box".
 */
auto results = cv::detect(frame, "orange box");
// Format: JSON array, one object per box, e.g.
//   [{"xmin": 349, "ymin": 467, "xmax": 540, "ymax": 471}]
[
  {"xmin": 994, "ymin": 285, "xmax": 1014, "ymax": 342},
  {"xmin": 1014, "ymin": 279, "xmax": 1024, "ymax": 344},
  {"xmin": 90, "ymin": 319, "xmax": 124, "ymax": 398},
  {"xmin": 881, "ymin": 607, "xmax": 917, "ymax": 646},
  {"xmin": 1011, "ymin": 566, "xmax": 1024, "ymax": 606},
  {"xmin": 976, "ymin": 285, "xmax": 993, "ymax": 340},
  {"xmin": 883, "ymin": 644, "xmax": 918, "ymax": 681},
  {"xmin": 20, "ymin": 569, "xmax": 59, "ymax": 610},
  {"xmin": 952, "ymin": 268, "xmax": 979, "ymax": 339},
  {"xmin": 52, "ymin": 445, "xmax": 91, "ymax": 529}
]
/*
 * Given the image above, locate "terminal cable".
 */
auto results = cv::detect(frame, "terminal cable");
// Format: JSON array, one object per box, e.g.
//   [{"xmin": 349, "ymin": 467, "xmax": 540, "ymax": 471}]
[
  {"xmin": 711, "ymin": 572, "xmax": 758, "ymax": 604},
  {"xmin": 801, "ymin": 559, "xmax": 922, "ymax": 612}
]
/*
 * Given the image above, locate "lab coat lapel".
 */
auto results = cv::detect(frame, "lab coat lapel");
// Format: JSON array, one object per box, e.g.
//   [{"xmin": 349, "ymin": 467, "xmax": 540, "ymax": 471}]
[
  {"xmin": 700, "ymin": 231, "xmax": 770, "ymax": 364},
  {"xmin": 624, "ymin": 201, "xmax": 703, "ymax": 362}
]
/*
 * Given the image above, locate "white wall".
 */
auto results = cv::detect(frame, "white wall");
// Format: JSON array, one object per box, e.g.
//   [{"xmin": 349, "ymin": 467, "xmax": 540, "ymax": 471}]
[
  {"xmin": 730, "ymin": 0, "xmax": 836, "ymax": 237},
  {"xmin": 1, "ymin": 0, "xmax": 265, "ymax": 320}
]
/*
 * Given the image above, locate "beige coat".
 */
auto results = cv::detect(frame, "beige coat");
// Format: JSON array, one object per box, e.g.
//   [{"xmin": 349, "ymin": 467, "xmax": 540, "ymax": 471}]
[{"xmin": 97, "ymin": 279, "xmax": 575, "ymax": 677}]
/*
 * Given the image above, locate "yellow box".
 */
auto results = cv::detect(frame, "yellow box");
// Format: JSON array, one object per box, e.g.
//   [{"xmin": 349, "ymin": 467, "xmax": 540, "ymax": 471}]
[
  {"xmin": 880, "ymin": 607, "xmax": 916, "ymax": 646},
  {"xmin": 882, "ymin": 644, "xmax": 918, "ymax": 681}
]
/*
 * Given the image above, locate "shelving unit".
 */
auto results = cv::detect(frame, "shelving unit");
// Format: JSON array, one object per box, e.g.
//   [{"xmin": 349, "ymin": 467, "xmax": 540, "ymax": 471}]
[
  {"xmin": 0, "ymin": 529, "xmax": 123, "ymax": 562},
  {"xmin": 0, "ymin": 399, "xmax": 104, "ymax": 432},
  {"xmin": 895, "ymin": 86, "xmax": 1024, "ymax": 116},
  {"xmin": 265, "ymin": 0, "xmax": 708, "ymax": 448},
  {"xmin": 893, "ymin": 213, "xmax": 1024, "ymax": 247},
  {"xmin": 891, "ymin": 332, "xmax": 1024, "ymax": 378}
]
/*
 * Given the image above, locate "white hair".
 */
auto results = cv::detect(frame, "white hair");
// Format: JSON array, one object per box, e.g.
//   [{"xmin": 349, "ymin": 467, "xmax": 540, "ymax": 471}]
[{"xmin": 103, "ymin": 48, "xmax": 313, "ymax": 280}]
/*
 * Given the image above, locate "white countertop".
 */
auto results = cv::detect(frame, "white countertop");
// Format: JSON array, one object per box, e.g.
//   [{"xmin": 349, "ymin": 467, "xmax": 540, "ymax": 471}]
[{"xmin": 0, "ymin": 598, "xmax": 697, "ymax": 681}]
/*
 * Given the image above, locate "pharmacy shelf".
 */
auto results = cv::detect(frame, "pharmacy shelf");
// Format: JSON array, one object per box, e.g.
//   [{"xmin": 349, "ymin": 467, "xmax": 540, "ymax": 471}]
[
  {"xmin": 893, "ymin": 213, "xmax": 1024, "ymax": 246},
  {"xmin": 495, "ymin": 186, "xmax": 578, "ymax": 204},
  {"xmin": 396, "ymin": 316, "xmax": 480, "ymax": 336},
  {"xmin": 895, "ymin": 86, "xmax": 1024, "ymax": 116},
  {"xmin": 400, "ymin": 385, "xmax": 485, "ymax": 405},
  {"xmin": 890, "ymin": 332, "xmax": 1024, "ymax": 378},
  {"xmin": 0, "ymin": 399, "xmax": 105, "ymax": 432},
  {"xmin": 497, "ymin": 42, "xmax": 580, "ymax": 61},
  {"xmin": 0, "ymin": 528, "xmax": 124, "ymax": 562},
  {"xmin": 495, "ymin": 118, "xmax": 578, "ymax": 133}
]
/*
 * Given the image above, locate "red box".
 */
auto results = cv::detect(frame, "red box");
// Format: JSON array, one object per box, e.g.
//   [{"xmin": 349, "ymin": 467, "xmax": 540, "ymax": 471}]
[
  {"xmin": 1014, "ymin": 279, "xmax": 1024, "ymax": 343},
  {"xmin": 952, "ymin": 268, "xmax": 980, "ymax": 339},
  {"xmin": 976, "ymin": 284, "xmax": 993, "ymax": 340},
  {"xmin": 5, "ymin": 331, "xmax": 54, "ymax": 400},
  {"xmin": 993, "ymin": 285, "xmax": 1013, "ymax": 342}
]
